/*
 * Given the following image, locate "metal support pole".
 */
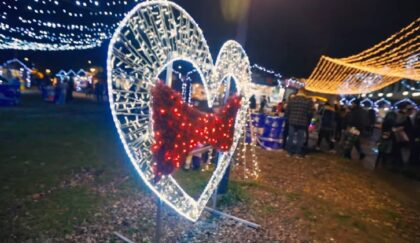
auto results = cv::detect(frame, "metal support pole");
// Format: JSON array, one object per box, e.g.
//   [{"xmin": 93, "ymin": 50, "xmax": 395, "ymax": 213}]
[
  {"xmin": 166, "ymin": 58, "xmax": 173, "ymax": 88},
  {"xmin": 212, "ymin": 187, "xmax": 218, "ymax": 209},
  {"xmin": 205, "ymin": 207, "xmax": 260, "ymax": 229},
  {"xmin": 113, "ymin": 232, "xmax": 134, "ymax": 243},
  {"xmin": 154, "ymin": 198, "xmax": 163, "ymax": 243}
]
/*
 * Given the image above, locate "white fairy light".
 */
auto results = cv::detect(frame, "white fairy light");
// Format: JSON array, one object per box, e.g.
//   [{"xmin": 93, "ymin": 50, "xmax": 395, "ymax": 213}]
[
  {"xmin": 251, "ymin": 63, "xmax": 282, "ymax": 79},
  {"xmin": 246, "ymin": 110, "xmax": 260, "ymax": 179},
  {"xmin": 0, "ymin": 0, "xmax": 132, "ymax": 50},
  {"xmin": 107, "ymin": 0, "xmax": 253, "ymax": 222},
  {"xmin": 401, "ymin": 80, "xmax": 420, "ymax": 92}
]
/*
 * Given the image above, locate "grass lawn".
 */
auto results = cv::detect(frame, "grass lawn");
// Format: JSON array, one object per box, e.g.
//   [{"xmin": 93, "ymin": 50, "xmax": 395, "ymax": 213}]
[
  {"xmin": 1, "ymin": 92, "xmax": 420, "ymax": 242},
  {"xmin": 0, "ymin": 93, "xmax": 129, "ymax": 239},
  {"xmin": 0, "ymin": 92, "xmax": 251, "ymax": 240}
]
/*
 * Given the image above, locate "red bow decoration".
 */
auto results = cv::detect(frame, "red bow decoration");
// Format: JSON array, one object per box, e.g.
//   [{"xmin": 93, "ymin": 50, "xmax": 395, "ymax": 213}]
[{"xmin": 151, "ymin": 82, "xmax": 241, "ymax": 181}]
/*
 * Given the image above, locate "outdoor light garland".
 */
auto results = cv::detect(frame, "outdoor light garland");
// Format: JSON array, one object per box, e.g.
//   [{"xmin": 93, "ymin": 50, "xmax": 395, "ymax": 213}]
[
  {"xmin": 107, "ymin": 0, "xmax": 252, "ymax": 222},
  {"xmin": 0, "ymin": 33, "xmax": 101, "ymax": 50},
  {"xmin": 305, "ymin": 17, "xmax": 420, "ymax": 94},
  {"xmin": 401, "ymin": 80, "xmax": 420, "ymax": 92},
  {"xmin": 284, "ymin": 77, "xmax": 305, "ymax": 89},
  {"xmin": 0, "ymin": 0, "xmax": 138, "ymax": 50},
  {"xmin": 151, "ymin": 82, "xmax": 241, "ymax": 181},
  {"xmin": 251, "ymin": 63, "xmax": 282, "ymax": 79},
  {"xmin": 241, "ymin": 110, "xmax": 260, "ymax": 179}
]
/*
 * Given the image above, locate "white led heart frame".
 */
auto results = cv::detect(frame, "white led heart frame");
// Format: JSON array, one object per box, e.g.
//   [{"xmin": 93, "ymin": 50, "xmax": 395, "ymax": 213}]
[{"xmin": 107, "ymin": 0, "xmax": 252, "ymax": 221}]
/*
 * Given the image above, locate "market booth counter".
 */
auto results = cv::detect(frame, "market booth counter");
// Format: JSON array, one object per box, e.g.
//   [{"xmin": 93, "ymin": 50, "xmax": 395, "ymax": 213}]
[{"xmin": 247, "ymin": 113, "xmax": 285, "ymax": 150}]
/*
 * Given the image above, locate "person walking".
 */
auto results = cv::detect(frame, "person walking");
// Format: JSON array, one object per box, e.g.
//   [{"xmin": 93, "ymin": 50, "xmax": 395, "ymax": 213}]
[
  {"xmin": 57, "ymin": 81, "xmax": 68, "ymax": 104},
  {"xmin": 249, "ymin": 95, "xmax": 257, "ymax": 111},
  {"xmin": 285, "ymin": 88, "xmax": 314, "ymax": 158},
  {"xmin": 54, "ymin": 80, "xmax": 61, "ymax": 103},
  {"xmin": 365, "ymin": 106, "xmax": 377, "ymax": 137},
  {"xmin": 344, "ymin": 99, "xmax": 367, "ymax": 160},
  {"xmin": 334, "ymin": 105, "xmax": 345, "ymax": 141},
  {"xmin": 95, "ymin": 80, "xmax": 104, "ymax": 104},
  {"xmin": 316, "ymin": 102, "xmax": 336, "ymax": 152},
  {"xmin": 66, "ymin": 78, "xmax": 74, "ymax": 102},
  {"xmin": 393, "ymin": 105, "xmax": 412, "ymax": 171},
  {"xmin": 409, "ymin": 110, "xmax": 420, "ymax": 166},
  {"xmin": 259, "ymin": 96, "xmax": 267, "ymax": 114},
  {"xmin": 282, "ymin": 94, "xmax": 295, "ymax": 149},
  {"xmin": 375, "ymin": 111, "xmax": 397, "ymax": 169}
]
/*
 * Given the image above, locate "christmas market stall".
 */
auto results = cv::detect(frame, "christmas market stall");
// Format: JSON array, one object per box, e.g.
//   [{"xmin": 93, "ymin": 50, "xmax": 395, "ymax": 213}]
[{"xmin": 0, "ymin": 58, "xmax": 33, "ymax": 90}]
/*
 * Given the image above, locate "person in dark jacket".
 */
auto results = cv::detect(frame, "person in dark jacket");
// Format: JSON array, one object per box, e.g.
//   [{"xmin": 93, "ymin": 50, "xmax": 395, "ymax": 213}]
[
  {"xmin": 344, "ymin": 99, "xmax": 367, "ymax": 160},
  {"xmin": 375, "ymin": 111, "xmax": 397, "ymax": 169},
  {"xmin": 249, "ymin": 95, "xmax": 257, "ymax": 110},
  {"xmin": 334, "ymin": 104, "xmax": 343, "ymax": 141},
  {"xmin": 409, "ymin": 110, "xmax": 420, "ymax": 166},
  {"xmin": 367, "ymin": 107, "xmax": 377, "ymax": 137},
  {"xmin": 259, "ymin": 95, "xmax": 267, "ymax": 113},
  {"xmin": 392, "ymin": 105, "xmax": 413, "ymax": 171},
  {"xmin": 282, "ymin": 94, "xmax": 295, "ymax": 149},
  {"xmin": 66, "ymin": 77, "xmax": 74, "ymax": 102},
  {"xmin": 95, "ymin": 80, "xmax": 104, "ymax": 104},
  {"xmin": 285, "ymin": 89, "xmax": 314, "ymax": 157},
  {"xmin": 316, "ymin": 102, "xmax": 336, "ymax": 152}
]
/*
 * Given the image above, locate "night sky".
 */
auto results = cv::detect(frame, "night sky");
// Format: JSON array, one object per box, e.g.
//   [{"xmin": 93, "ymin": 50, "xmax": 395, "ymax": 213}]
[{"xmin": 1, "ymin": 0, "xmax": 418, "ymax": 78}]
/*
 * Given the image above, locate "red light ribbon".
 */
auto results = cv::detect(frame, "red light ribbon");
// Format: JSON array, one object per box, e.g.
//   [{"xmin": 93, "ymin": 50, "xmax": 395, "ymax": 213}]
[{"xmin": 151, "ymin": 82, "xmax": 241, "ymax": 180}]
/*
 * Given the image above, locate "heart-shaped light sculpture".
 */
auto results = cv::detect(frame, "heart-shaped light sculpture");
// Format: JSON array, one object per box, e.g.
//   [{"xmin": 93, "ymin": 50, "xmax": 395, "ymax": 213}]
[{"xmin": 107, "ymin": 0, "xmax": 251, "ymax": 222}]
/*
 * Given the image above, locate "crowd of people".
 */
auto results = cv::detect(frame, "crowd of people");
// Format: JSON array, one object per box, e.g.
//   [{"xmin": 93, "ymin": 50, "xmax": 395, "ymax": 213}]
[
  {"xmin": 251, "ymin": 88, "xmax": 420, "ymax": 172},
  {"xmin": 39, "ymin": 77, "xmax": 107, "ymax": 104}
]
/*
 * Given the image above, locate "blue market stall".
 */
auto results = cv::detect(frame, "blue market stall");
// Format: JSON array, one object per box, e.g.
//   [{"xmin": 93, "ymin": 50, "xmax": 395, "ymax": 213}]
[{"xmin": 247, "ymin": 113, "xmax": 285, "ymax": 150}]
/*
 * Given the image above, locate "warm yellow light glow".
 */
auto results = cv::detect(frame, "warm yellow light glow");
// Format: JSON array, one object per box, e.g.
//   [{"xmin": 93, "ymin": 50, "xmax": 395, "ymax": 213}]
[
  {"xmin": 24, "ymin": 57, "xmax": 29, "ymax": 62},
  {"xmin": 220, "ymin": 0, "xmax": 251, "ymax": 23},
  {"xmin": 386, "ymin": 93, "xmax": 393, "ymax": 97},
  {"xmin": 305, "ymin": 18, "xmax": 420, "ymax": 94},
  {"xmin": 413, "ymin": 92, "xmax": 420, "ymax": 97},
  {"xmin": 90, "ymin": 68, "xmax": 96, "ymax": 72},
  {"xmin": 45, "ymin": 69, "xmax": 51, "ymax": 74},
  {"xmin": 403, "ymin": 91, "xmax": 409, "ymax": 96}
]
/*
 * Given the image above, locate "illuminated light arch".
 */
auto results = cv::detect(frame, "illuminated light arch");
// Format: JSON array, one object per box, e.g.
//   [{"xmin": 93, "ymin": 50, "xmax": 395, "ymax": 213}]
[
  {"xmin": 374, "ymin": 98, "xmax": 392, "ymax": 109},
  {"xmin": 107, "ymin": 0, "xmax": 252, "ymax": 222},
  {"xmin": 77, "ymin": 69, "xmax": 88, "ymax": 76},
  {"xmin": 305, "ymin": 18, "xmax": 420, "ymax": 95},
  {"xmin": 66, "ymin": 70, "xmax": 77, "ymax": 77},
  {"xmin": 393, "ymin": 98, "xmax": 419, "ymax": 109},
  {"xmin": 56, "ymin": 69, "xmax": 93, "ymax": 92},
  {"xmin": 339, "ymin": 96, "xmax": 354, "ymax": 106},
  {"xmin": 56, "ymin": 70, "xmax": 67, "ymax": 77},
  {"xmin": 360, "ymin": 98, "xmax": 374, "ymax": 108},
  {"xmin": 1, "ymin": 58, "xmax": 33, "ymax": 88}
]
